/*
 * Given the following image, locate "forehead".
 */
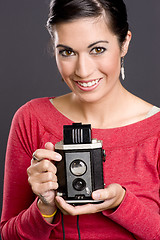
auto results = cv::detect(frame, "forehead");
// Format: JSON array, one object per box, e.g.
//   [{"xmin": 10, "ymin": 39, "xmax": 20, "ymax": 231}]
[{"xmin": 53, "ymin": 17, "xmax": 118, "ymax": 47}]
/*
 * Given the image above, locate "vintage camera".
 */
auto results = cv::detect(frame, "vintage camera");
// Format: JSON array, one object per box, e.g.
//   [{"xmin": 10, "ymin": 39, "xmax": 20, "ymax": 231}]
[{"xmin": 55, "ymin": 123, "xmax": 106, "ymax": 205}]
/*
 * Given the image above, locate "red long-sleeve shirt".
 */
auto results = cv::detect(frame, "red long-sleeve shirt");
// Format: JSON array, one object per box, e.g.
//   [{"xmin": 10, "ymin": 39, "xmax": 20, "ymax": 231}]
[{"xmin": 1, "ymin": 97, "xmax": 160, "ymax": 239}]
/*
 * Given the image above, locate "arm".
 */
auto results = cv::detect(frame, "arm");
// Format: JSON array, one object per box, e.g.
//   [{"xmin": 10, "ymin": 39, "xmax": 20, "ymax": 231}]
[
  {"xmin": 0, "ymin": 105, "xmax": 61, "ymax": 239},
  {"xmin": 1, "ymin": 198, "xmax": 60, "ymax": 240},
  {"xmin": 103, "ymin": 188, "xmax": 160, "ymax": 240},
  {"xmin": 55, "ymin": 184, "xmax": 160, "ymax": 240}
]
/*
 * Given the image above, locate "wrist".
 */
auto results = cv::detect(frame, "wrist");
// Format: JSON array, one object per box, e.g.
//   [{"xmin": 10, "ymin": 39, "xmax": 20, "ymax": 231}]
[
  {"xmin": 41, "ymin": 209, "xmax": 57, "ymax": 218},
  {"xmin": 37, "ymin": 198, "xmax": 57, "ymax": 216}
]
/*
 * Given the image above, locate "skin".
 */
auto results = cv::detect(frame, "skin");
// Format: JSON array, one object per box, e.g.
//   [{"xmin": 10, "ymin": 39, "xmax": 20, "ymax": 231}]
[
  {"xmin": 54, "ymin": 17, "xmax": 126, "ymax": 104},
  {"xmin": 27, "ymin": 16, "xmax": 153, "ymax": 223}
]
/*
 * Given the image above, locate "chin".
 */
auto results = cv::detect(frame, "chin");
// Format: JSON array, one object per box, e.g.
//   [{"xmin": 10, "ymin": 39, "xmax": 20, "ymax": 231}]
[{"xmin": 76, "ymin": 92, "xmax": 106, "ymax": 104}]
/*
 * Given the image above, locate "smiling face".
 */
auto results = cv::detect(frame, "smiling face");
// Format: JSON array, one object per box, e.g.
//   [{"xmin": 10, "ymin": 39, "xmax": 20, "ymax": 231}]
[{"xmin": 53, "ymin": 17, "xmax": 131, "ymax": 103}]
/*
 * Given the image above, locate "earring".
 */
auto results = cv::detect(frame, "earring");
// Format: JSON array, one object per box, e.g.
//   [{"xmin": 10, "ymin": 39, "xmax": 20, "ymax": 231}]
[{"xmin": 121, "ymin": 57, "xmax": 125, "ymax": 80}]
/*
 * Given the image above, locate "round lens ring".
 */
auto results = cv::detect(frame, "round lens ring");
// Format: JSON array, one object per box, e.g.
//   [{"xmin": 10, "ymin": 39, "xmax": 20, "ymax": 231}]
[
  {"xmin": 70, "ymin": 159, "xmax": 87, "ymax": 176},
  {"xmin": 72, "ymin": 178, "xmax": 86, "ymax": 191}
]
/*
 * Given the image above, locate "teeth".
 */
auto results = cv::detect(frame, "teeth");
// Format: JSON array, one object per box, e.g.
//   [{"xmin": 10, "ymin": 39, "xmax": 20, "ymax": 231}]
[{"xmin": 78, "ymin": 79, "xmax": 99, "ymax": 87}]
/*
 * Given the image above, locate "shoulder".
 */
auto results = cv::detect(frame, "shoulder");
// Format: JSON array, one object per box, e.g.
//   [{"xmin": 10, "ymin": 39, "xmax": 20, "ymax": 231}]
[
  {"xmin": 121, "ymin": 92, "xmax": 159, "ymax": 128},
  {"xmin": 13, "ymin": 97, "xmax": 53, "ymax": 118},
  {"xmin": 12, "ymin": 96, "xmax": 72, "ymax": 137},
  {"xmin": 11, "ymin": 97, "xmax": 53, "ymax": 129},
  {"xmin": 17, "ymin": 97, "xmax": 51, "ymax": 113}
]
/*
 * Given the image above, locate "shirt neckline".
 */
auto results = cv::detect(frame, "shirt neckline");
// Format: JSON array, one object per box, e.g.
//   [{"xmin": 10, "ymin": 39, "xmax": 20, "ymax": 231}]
[
  {"xmin": 29, "ymin": 97, "xmax": 160, "ymax": 148},
  {"xmin": 47, "ymin": 97, "xmax": 160, "ymax": 131}
]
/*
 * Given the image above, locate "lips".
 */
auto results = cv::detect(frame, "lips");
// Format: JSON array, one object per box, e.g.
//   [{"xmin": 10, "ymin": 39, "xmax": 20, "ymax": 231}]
[{"xmin": 75, "ymin": 78, "xmax": 102, "ymax": 91}]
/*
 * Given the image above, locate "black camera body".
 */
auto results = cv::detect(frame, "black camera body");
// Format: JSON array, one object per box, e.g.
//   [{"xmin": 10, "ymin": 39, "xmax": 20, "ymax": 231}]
[{"xmin": 55, "ymin": 123, "xmax": 105, "ymax": 205}]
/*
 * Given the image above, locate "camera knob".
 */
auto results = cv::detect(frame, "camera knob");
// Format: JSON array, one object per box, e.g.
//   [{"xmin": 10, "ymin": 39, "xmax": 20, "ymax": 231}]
[
  {"xmin": 85, "ymin": 187, "xmax": 91, "ymax": 195},
  {"xmin": 91, "ymin": 138, "xmax": 98, "ymax": 144},
  {"xmin": 102, "ymin": 149, "xmax": 106, "ymax": 162}
]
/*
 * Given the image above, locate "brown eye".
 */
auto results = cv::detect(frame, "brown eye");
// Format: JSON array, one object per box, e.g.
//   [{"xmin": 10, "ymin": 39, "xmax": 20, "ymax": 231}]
[
  {"xmin": 59, "ymin": 49, "xmax": 75, "ymax": 57},
  {"xmin": 64, "ymin": 50, "xmax": 73, "ymax": 56},
  {"xmin": 95, "ymin": 47, "xmax": 102, "ymax": 53},
  {"xmin": 90, "ymin": 47, "xmax": 106, "ymax": 55}
]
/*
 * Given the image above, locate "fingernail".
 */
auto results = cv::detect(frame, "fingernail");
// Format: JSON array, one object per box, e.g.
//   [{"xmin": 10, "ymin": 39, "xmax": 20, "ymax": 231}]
[
  {"xmin": 93, "ymin": 192, "xmax": 100, "ymax": 200},
  {"xmin": 55, "ymin": 154, "xmax": 62, "ymax": 160}
]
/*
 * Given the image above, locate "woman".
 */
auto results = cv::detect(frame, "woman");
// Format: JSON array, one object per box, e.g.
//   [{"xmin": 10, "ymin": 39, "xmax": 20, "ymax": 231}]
[{"xmin": 1, "ymin": 0, "xmax": 160, "ymax": 239}]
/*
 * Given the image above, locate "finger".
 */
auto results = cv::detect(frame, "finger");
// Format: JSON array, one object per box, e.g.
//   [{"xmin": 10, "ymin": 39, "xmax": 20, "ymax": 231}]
[
  {"xmin": 28, "ymin": 159, "xmax": 57, "ymax": 176},
  {"xmin": 32, "ymin": 181, "xmax": 58, "ymax": 196},
  {"xmin": 55, "ymin": 196, "xmax": 80, "ymax": 215},
  {"xmin": 38, "ymin": 159, "xmax": 57, "ymax": 173},
  {"xmin": 32, "ymin": 154, "xmax": 40, "ymax": 161},
  {"xmin": 34, "ymin": 171, "xmax": 57, "ymax": 183},
  {"xmin": 33, "ymin": 149, "xmax": 62, "ymax": 162},
  {"xmin": 55, "ymin": 196, "xmax": 98, "ymax": 216},
  {"xmin": 39, "ymin": 190, "xmax": 56, "ymax": 204},
  {"xmin": 45, "ymin": 142, "xmax": 54, "ymax": 151}
]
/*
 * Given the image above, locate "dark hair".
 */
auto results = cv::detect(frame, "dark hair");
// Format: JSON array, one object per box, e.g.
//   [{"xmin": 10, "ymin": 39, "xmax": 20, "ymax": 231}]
[{"xmin": 47, "ymin": 0, "xmax": 129, "ymax": 47}]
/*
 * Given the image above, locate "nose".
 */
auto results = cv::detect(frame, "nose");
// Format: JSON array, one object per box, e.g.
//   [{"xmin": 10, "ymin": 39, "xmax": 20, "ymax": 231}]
[{"xmin": 74, "ymin": 54, "xmax": 94, "ymax": 79}]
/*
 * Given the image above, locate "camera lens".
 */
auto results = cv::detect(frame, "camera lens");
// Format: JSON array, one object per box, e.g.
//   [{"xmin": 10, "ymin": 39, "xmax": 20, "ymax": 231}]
[
  {"xmin": 72, "ymin": 178, "xmax": 86, "ymax": 191},
  {"xmin": 70, "ymin": 159, "xmax": 87, "ymax": 176}
]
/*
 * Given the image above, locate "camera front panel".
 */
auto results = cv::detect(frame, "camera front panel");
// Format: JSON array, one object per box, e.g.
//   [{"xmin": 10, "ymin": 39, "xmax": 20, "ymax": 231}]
[{"xmin": 65, "ymin": 151, "xmax": 92, "ymax": 199}]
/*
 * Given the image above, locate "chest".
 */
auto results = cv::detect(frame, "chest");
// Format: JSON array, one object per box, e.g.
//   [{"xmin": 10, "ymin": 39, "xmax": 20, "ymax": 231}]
[{"xmin": 102, "ymin": 141, "xmax": 160, "ymax": 202}]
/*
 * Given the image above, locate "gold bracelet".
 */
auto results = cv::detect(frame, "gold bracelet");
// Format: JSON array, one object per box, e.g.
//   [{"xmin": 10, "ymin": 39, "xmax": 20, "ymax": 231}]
[{"xmin": 41, "ymin": 209, "xmax": 57, "ymax": 218}]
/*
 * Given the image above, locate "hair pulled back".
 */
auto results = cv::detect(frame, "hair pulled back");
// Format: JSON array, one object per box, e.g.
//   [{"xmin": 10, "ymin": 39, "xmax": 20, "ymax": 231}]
[{"xmin": 47, "ymin": 0, "xmax": 129, "ymax": 47}]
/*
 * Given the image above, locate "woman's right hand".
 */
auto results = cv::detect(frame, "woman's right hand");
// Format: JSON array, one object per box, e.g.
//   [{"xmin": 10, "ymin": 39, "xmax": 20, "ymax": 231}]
[{"xmin": 27, "ymin": 142, "xmax": 62, "ymax": 209}]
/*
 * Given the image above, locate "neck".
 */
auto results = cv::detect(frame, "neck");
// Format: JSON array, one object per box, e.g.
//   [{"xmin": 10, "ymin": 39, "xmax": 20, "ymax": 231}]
[{"xmin": 71, "ymin": 83, "xmax": 130, "ymax": 128}]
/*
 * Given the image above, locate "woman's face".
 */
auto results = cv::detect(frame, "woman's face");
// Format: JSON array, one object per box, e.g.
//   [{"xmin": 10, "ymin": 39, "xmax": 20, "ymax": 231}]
[{"xmin": 53, "ymin": 17, "xmax": 131, "ymax": 103}]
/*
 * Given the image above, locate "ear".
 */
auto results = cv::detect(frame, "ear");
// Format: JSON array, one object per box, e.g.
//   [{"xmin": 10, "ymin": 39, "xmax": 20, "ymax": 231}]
[{"xmin": 121, "ymin": 31, "xmax": 132, "ymax": 57}]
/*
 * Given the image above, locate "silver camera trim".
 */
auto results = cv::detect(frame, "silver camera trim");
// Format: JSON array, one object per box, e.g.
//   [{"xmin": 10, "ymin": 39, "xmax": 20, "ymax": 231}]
[{"xmin": 55, "ymin": 139, "xmax": 102, "ymax": 150}]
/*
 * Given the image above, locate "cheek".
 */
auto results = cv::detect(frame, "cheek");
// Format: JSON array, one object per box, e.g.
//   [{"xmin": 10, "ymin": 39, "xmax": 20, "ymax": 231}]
[
  {"xmin": 56, "ymin": 59, "xmax": 75, "ymax": 79},
  {"xmin": 99, "ymin": 54, "xmax": 121, "ymax": 77}
]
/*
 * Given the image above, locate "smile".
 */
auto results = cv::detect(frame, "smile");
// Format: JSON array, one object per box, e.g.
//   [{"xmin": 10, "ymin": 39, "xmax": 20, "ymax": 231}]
[{"xmin": 77, "ymin": 79, "xmax": 101, "ymax": 88}]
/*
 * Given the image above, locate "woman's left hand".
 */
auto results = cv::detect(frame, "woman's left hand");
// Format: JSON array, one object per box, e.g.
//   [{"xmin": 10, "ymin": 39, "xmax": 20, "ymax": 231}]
[{"xmin": 55, "ymin": 183, "xmax": 125, "ymax": 215}]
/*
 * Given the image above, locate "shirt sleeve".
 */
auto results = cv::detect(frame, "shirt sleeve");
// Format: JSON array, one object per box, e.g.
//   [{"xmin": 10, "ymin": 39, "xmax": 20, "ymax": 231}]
[
  {"xmin": 0, "ymin": 103, "xmax": 61, "ymax": 239},
  {"xmin": 102, "ymin": 188, "xmax": 160, "ymax": 240},
  {"xmin": 1, "ymin": 198, "xmax": 61, "ymax": 240}
]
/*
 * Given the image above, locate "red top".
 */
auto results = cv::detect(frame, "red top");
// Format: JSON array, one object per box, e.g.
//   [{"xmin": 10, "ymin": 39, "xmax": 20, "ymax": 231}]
[{"xmin": 1, "ymin": 97, "xmax": 160, "ymax": 240}]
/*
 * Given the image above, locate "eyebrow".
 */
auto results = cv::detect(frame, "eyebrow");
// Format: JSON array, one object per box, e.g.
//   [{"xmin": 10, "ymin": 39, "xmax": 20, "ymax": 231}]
[
  {"xmin": 88, "ymin": 40, "xmax": 109, "ymax": 48},
  {"xmin": 56, "ymin": 41, "xmax": 109, "ymax": 50},
  {"xmin": 56, "ymin": 44, "xmax": 73, "ymax": 51}
]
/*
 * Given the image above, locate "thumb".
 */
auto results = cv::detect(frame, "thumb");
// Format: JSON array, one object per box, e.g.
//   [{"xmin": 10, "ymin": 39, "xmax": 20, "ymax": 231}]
[
  {"xmin": 92, "ymin": 189, "xmax": 106, "ymax": 201},
  {"xmin": 45, "ymin": 142, "xmax": 55, "ymax": 151},
  {"xmin": 92, "ymin": 184, "xmax": 120, "ymax": 201},
  {"xmin": 92, "ymin": 184, "xmax": 125, "ymax": 207}
]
